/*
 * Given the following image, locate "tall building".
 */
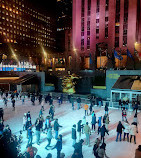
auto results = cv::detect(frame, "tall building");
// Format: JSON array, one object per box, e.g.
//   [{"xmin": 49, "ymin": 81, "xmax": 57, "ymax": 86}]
[
  {"xmin": 0, "ymin": 0, "xmax": 56, "ymax": 65},
  {"xmin": 72, "ymin": 0, "xmax": 141, "ymax": 70}
]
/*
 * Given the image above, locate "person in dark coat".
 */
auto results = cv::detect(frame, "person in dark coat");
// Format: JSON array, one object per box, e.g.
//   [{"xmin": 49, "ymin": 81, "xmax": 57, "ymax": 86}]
[
  {"xmin": 76, "ymin": 97, "xmax": 81, "ymax": 110},
  {"xmin": 116, "ymin": 121, "xmax": 125, "ymax": 142},
  {"xmin": 35, "ymin": 118, "xmax": 42, "ymax": 145},
  {"xmin": 52, "ymin": 134, "xmax": 62, "ymax": 158},
  {"xmin": 77, "ymin": 120, "xmax": 82, "ymax": 142},
  {"xmin": 71, "ymin": 149, "xmax": 82, "ymax": 158},
  {"xmin": 122, "ymin": 107, "xmax": 127, "ymax": 121},
  {"xmin": 72, "ymin": 124, "xmax": 77, "ymax": 146},
  {"xmin": 105, "ymin": 103, "xmax": 109, "ymax": 115},
  {"xmin": 134, "ymin": 102, "xmax": 139, "ymax": 114},
  {"xmin": 31, "ymin": 94, "xmax": 35, "ymax": 105},
  {"xmin": 73, "ymin": 139, "xmax": 84, "ymax": 158},
  {"xmin": 93, "ymin": 138, "xmax": 101, "ymax": 157},
  {"xmin": 12, "ymin": 98, "xmax": 15, "ymax": 111},
  {"xmin": 71, "ymin": 97, "xmax": 74, "ymax": 110},
  {"xmin": 100, "ymin": 124, "xmax": 109, "ymax": 143},
  {"xmin": 54, "ymin": 119, "xmax": 62, "ymax": 140},
  {"xmin": 38, "ymin": 94, "xmax": 42, "ymax": 105},
  {"xmin": 49, "ymin": 105, "xmax": 55, "ymax": 120},
  {"xmin": 89, "ymin": 103, "xmax": 93, "ymax": 115},
  {"xmin": 0, "ymin": 108, "xmax": 4, "ymax": 121},
  {"xmin": 91, "ymin": 113, "xmax": 96, "ymax": 132},
  {"xmin": 0, "ymin": 119, "xmax": 4, "ymax": 135},
  {"xmin": 27, "ymin": 111, "xmax": 31, "ymax": 120}
]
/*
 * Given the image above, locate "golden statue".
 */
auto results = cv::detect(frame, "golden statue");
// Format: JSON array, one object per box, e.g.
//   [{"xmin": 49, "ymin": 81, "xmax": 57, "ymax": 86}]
[{"xmin": 62, "ymin": 73, "xmax": 79, "ymax": 94}]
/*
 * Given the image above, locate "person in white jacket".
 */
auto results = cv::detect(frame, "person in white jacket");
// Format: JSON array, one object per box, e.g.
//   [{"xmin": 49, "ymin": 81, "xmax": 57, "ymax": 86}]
[
  {"xmin": 123, "ymin": 120, "xmax": 130, "ymax": 142},
  {"xmin": 130, "ymin": 122, "xmax": 137, "ymax": 144},
  {"xmin": 23, "ymin": 113, "xmax": 27, "ymax": 131}
]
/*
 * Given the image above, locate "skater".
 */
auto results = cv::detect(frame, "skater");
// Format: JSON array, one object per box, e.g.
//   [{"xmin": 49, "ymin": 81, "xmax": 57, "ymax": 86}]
[
  {"xmin": 98, "ymin": 116, "xmax": 102, "ymax": 135},
  {"xmin": 45, "ymin": 127, "xmax": 53, "ymax": 150},
  {"xmin": 35, "ymin": 118, "xmax": 42, "ymax": 145},
  {"xmin": 91, "ymin": 113, "xmax": 96, "ymax": 132},
  {"xmin": 105, "ymin": 115, "xmax": 110, "ymax": 131},
  {"xmin": 3, "ymin": 97, "xmax": 7, "ymax": 107},
  {"xmin": 45, "ymin": 116, "xmax": 51, "ymax": 131},
  {"xmin": 96, "ymin": 143, "xmax": 109, "ymax": 158},
  {"xmin": 52, "ymin": 134, "xmax": 62, "ymax": 158},
  {"xmin": 72, "ymin": 124, "xmax": 77, "ymax": 146},
  {"xmin": 0, "ymin": 108, "xmax": 4, "ymax": 121},
  {"xmin": 31, "ymin": 94, "xmax": 35, "ymax": 105},
  {"xmin": 122, "ymin": 107, "xmax": 127, "ymax": 121},
  {"xmin": 49, "ymin": 105, "xmax": 55, "ymax": 120},
  {"xmin": 27, "ymin": 125, "xmax": 33, "ymax": 147},
  {"xmin": 123, "ymin": 120, "xmax": 130, "ymax": 142},
  {"xmin": 73, "ymin": 139, "xmax": 84, "ymax": 158},
  {"xmin": 22, "ymin": 95, "xmax": 25, "ymax": 105},
  {"xmin": 84, "ymin": 122, "xmax": 91, "ymax": 146},
  {"xmin": 116, "ymin": 121, "xmax": 125, "ymax": 142},
  {"xmin": 38, "ymin": 94, "xmax": 42, "ymax": 105},
  {"xmin": 54, "ymin": 119, "xmax": 62, "ymax": 140},
  {"xmin": 70, "ymin": 97, "xmax": 74, "ymax": 110},
  {"xmin": 133, "ymin": 113, "xmax": 139, "ymax": 133},
  {"xmin": 23, "ymin": 113, "xmax": 27, "ymax": 131},
  {"xmin": 84, "ymin": 103, "xmax": 89, "ymax": 116},
  {"xmin": 134, "ymin": 101, "xmax": 139, "ymax": 114},
  {"xmin": 105, "ymin": 103, "xmax": 109, "ymax": 115},
  {"xmin": 89, "ymin": 103, "xmax": 93, "ymax": 115},
  {"xmin": 93, "ymin": 138, "xmax": 101, "ymax": 157},
  {"xmin": 0, "ymin": 119, "xmax": 4, "ymax": 135},
  {"xmin": 68, "ymin": 94, "xmax": 72, "ymax": 103},
  {"xmin": 27, "ymin": 111, "xmax": 31, "ymax": 120},
  {"xmin": 76, "ymin": 97, "xmax": 81, "ymax": 110},
  {"xmin": 77, "ymin": 120, "xmax": 82, "ymax": 142},
  {"xmin": 130, "ymin": 122, "xmax": 137, "ymax": 144},
  {"xmin": 81, "ymin": 116, "xmax": 86, "ymax": 134},
  {"xmin": 12, "ymin": 98, "xmax": 15, "ymax": 111},
  {"xmin": 100, "ymin": 124, "xmax": 109, "ymax": 143}
]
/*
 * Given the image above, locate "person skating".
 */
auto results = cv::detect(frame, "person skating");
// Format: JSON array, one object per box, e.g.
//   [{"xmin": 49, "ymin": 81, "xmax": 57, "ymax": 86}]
[
  {"xmin": 45, "ymin": 127, "xmax": 53, "ymax": 150},
  {"xmin": 27, "ymin": 125, "xmax": 33, "ymax": 147},
  {"xmin": 100, "ymin": 124, "xmax": 109, "ymax": 143},
  {"xmin": 96, "ymin": 143, "xmax": 109, "ymax": 158},
  {"xmin": 12, "ymin": 98, "xmax": 15, "ymax": 111},
  {"xmin": 0, "ymin": 108, "xmax": 4, "ymax": 121},
  {"xmin": 123, "ymin": 120, "xmax": 130, "ymax": 142},
  {"xmin": 122, "ymin": 107, "xmax": 127, "ymax": 121},
  {"xmin": 3, "ymin": 97, "xmax": 7, "ymax": 107},
  {"xmin": 49, "ymin": 105, "xmax": 55, "ymax": 120},
  {"xmin": 84, "ymin": 122, "xmax": 91, "ymax": 146},
  {"xmin": 0, "ymin": 119, "xmax": 4, "ymax": 135},
  {"xmin": 27, "ymin": 111, "xmax": 31, "ymax": 120},
  {"xmin": 91, "ymin": 113, "xmax": 97, "ymax": 132},
  {"xmin": 134, "ymin": 101, "xmax": 139, "ymax": 114},
  {"xmin": 73, "ymin": 139, "xmax": 84, "ymax": 158},
  {"xmin": 93, "ymin": 138, "xmax": 101, "ymax": 157},
  {"xmin": 23, "ymin": 113, "xmax": 27, "ymax": 131},
  {"xmin": 35, "ymin": 118, "xmax": 42, "ymax": 145},
  {"xmin": 72, "ymin": 124, "xmax": 77, "ymax": 146},
  {"xmin": 71, "ymin": 149, "xmax": 82, "ymax": 158},
  {"xmin": 70, "ymin": 97, "xmax": 74, "ymax": 110},
  {"xmin": 116, "ymin": 121, "xmax": 125, "ymax": 142},
  {"xmin": 81, "ymin": 116, "xmax": 86, "ymax": 134},
  {"xmin": 105, "ymin": 115, "xmax": 110, "ymax": 131},
  {"xmin": 130, "ymin": 122, "xmax": 137, "ymax": 144},
  {"xmin": 98, "ymin": 116, "xmax": 102, "ymax": 135},
  {"xmin": 45, "ymin": 116, "xmax": 51, "ymax": 132},
  {"xmin": 54, "ymin": 119, "xmax": 62, "ymax": 140},
  {"xmin": 133, "ymin": 113, "xmax": 139, "ymax": 133},
  {"xmin": 104, "ymin": 103, "xmax": 109, "ymax": 115},
  {"xmin": 76, "ymin": 97, "xmax": 81, "ymax": 110},
  {"xmin": 89, "ymin": 103, "xmax": 93, "ymax": 115},
  {"xmin": 77, "ymin": 120, "xmax": 82, "ymax": 142},
  {"xmin": 84, "ymin": 103, "xmax": 89, "ymax": 116},
  {"xmin": 52, "ymin": 134, "xmax": 62, "ymax": 158}
]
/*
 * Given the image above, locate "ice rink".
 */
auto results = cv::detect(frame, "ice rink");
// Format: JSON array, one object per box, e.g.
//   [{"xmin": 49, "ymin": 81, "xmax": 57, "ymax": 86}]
[{"xmin": 0, "ymin": 96, "xmax": 140, "ymax": 158}]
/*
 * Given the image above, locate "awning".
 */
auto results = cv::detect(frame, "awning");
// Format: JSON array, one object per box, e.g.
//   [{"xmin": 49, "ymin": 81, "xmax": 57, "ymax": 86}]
[{"xmin": 112, "ymin": 75, "xmax": 141, "ymax": 91}]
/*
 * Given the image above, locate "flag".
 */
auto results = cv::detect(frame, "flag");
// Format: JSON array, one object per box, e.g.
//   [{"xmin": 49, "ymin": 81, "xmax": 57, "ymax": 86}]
[
  {"xmin": 114, "ymin": 50, "xmax": 123, "ymax": 60},
  {"xmin": 89, "ymin": 53, "xmax": 93, "ymax": 64},
  {"xmin": 127, "ymin": 49, "xmax": 134, "ymax": 60}
]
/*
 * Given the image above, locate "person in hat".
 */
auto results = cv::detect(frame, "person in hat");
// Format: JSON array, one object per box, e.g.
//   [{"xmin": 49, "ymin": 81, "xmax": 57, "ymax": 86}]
[
  {"xmin": 72, "ymin": 124, "xmax": 77, "ymax": 146},
  {"xmin": 135, "ymin": 145, "xmax": 141, "ymax": 158}
]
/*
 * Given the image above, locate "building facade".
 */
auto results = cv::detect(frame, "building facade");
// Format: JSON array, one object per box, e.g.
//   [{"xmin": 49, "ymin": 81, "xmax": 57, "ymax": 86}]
[
  {"xmin": 0, "ymin": 0, "xmax": 56, "ymax": 65},
  {"xmin": 72, "ymin": 0, "xmax": 141, "ymax": 71}
]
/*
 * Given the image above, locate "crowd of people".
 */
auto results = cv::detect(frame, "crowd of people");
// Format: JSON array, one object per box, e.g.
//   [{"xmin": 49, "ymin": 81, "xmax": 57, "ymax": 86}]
[{"xmin": 0, "ymin": 90, "xmax": 140, "ymax": 158}]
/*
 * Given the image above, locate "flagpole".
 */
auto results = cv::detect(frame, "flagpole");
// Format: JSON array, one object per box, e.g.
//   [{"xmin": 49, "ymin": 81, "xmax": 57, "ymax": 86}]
[
  {"xmin": 126, "ymin": 46, "xmax": 128, "ymax": 69},
  {"xmin": 119, "ymin": 48, "xmax": 121, "ymax": 70}
]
